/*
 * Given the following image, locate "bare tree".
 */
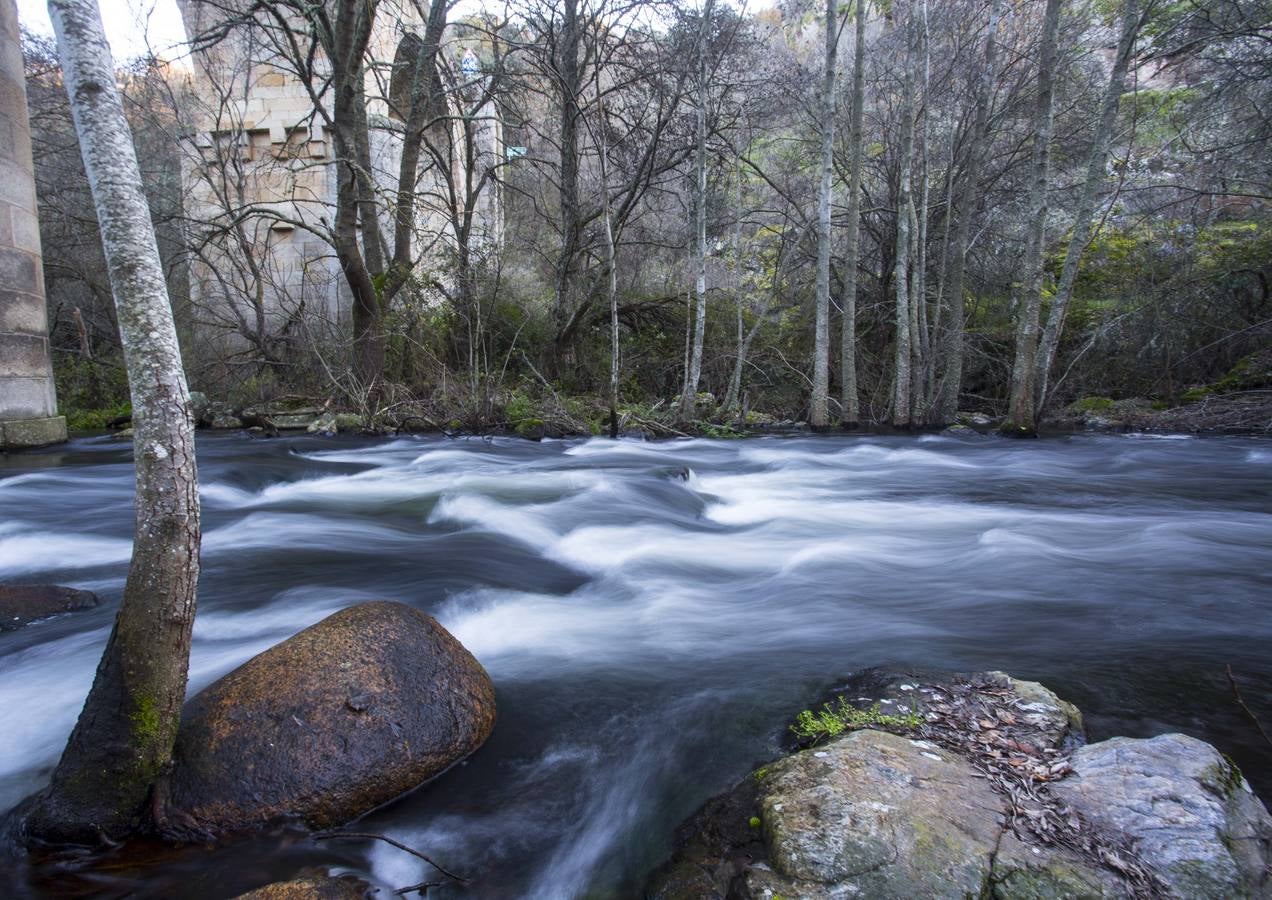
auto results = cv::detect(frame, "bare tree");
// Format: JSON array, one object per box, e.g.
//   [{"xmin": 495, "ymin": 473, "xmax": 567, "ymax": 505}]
[
  {"xmin": 809, "ymin": 0, "xmax": 841, "ymax": 429},
  {"xmin": 1003, "ymin": 0, "xmax": 1063, "ymax": 435},
  {"xmin": 679, "ymin": 0, "xmax": 716, "ymax": 418},
  {"xmin": 839, "ymin": 0, "xmax": 866, "ymax": 427},
  {"xmin": 933, "ymin": 0, "xmax": 1002, "ymax": 423},
  {"xmin": 20, "ymin": 0, "xmax": 200, "ymax": 844},
  {"xmin": 1035, "ymin": 0, "xmax": 1145, "ymax": 409}
]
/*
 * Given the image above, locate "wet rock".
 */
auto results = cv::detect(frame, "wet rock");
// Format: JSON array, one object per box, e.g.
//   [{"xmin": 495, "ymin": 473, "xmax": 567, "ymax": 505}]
[
  {"xmin": 0, "ymin": 584, "xmax": 98, "ymax": 631},
  {"xmin": 1052, "ymin": 734, "xmax": 1272, "ymax": 898},
  {"xmin": 110, "ymin": 427, "xmax": 134, "ymax": 441},
  {"xmin": 169, "ymin": 601, "xmax": 496, "ymax": 836},
  {"xmin": 992, "ymin": 672, "xmax": 1084, "ymax": 752},
  {"xmin": 188, "ymin": 391, "xmax": 210, "ymax": 425},
  {"xmin": 307, "ymin": 413, "xmax": 338, "ymax": 435},
  {"xmin": 650, "ymin": 670, "xmax": 1268, "ymax": 899},
  {"xmin": 270, "ymin": 413, "xmax": 321, "ymax": 430},
  {"xmin": 334, "ymin": 413, "xmax": 364, "ymax": 432},
  {"xmin": 989, "ymin": 833, "xmax": 1129, "ymax": 898},
  {"xmin": 234, "ymin": 871, "xmax": 372, "ymax": 900},
  {"xmin": 751, "ymin": 729, "xmax": 1002, "ymax": 897},
  {"xmin": 210, "ymin": 414, "xmax": 244, "ymax": 430}
]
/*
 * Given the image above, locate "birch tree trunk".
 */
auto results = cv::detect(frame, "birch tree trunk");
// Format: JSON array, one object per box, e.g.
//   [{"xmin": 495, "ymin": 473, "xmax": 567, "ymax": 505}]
[
  {"xmin": 1003, "ymin": 0, "xmax": 1063, "ymax": 436},
  {"xmin": 933, "ymin": 0, "xmax": 1002, "ymax": 424},
  {"xmin": 912, "ymin": 0, "xmax": 931, "ymax": 420},
  {"xmin": 892, "ymin": 13, "xmax": 916, "ymax": 428},
  {"xmin": 839, "ymin": 0, "xmax": 866, "ymax": 427},
  {"xmin": 1035, "ymin": 0, "xmax": 1141, "ymax": 409},
  {"xmin": 809, "ymin": 0, "xmax": 839, "ymax": 430},
  {"xmin": 680, "ymin": 0, "xmax": 715, "ymax": 418},
  {"xmin": 22, "ymin": 0, "xmax": 200, "ymax": 844},
  {"xmin": 596, "ymin": 73, "xmax": 620, "ymax": 438}
]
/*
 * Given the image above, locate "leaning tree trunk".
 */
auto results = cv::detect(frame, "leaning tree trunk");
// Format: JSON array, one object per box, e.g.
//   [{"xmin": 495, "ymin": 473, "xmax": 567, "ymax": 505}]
[
  {"xmin": 22, "ymin": 0, "xmax": 200, "ymax": 845},
  {"xmin": 933, "ymin": 0, "xmax": 1002, "ymax": 424},
  {"xmin": 1035, "ymin": 0, "xmax": 1141, "ymax": 410},
  {"xmin": 839, "ymin": 0, "xmax": 866, "ymax": 428},
  {"xmin": 809, "ymin": 0, "xmax": 839, "ymax": 430},
  {"xmin": 1003, "ymin": 0, "xmax": 1063, "ymax": 436}
]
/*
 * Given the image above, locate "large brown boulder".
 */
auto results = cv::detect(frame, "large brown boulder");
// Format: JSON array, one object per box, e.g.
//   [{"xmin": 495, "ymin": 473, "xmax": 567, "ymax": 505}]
[
  {"xmin": 169, "ymin": 601, "xmax": 495, "ymax": 836},
  {"xmin": 0, "ymin": 584, "xmax": 98, "ymax": 631}
]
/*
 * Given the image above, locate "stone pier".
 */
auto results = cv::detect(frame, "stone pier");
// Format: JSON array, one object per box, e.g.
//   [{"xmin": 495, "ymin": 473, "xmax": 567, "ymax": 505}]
[{"xmin": 0, "ymin": 0, "xmax": 65, "ymax": 449}]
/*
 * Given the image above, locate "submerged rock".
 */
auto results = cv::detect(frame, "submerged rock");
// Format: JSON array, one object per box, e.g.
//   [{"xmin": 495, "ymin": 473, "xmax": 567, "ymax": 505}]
[
  {"xmin": 234, "ymin": 871, "xmax": 372, "ymax": 900},
  {"xmin": 1053, "ymin": 734, "xmax": 1272, "ymax": 898},
  {"xmin": 210, "ymin": 414, "xmax": 244, "ymax": 430},
  {"xmin": 307, "ymin": 413, "xmax": 338, "ymax": 435},
  {"xmin": 0, "ymin": 584, "xmax": 98, "ymax": 631},
  {"xmin": 169, "ymin": 601, "xmax": 496, "ymax": 836}
]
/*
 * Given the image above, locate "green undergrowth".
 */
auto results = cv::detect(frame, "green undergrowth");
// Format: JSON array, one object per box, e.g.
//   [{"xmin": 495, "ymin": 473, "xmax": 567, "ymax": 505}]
[
  {"xmin": 790, "ymin": 697, "xmax": 923, "ymax": 744},
  {"xmin": 65, "ymin": 401, "xmax": 131, "ymax": 431}
]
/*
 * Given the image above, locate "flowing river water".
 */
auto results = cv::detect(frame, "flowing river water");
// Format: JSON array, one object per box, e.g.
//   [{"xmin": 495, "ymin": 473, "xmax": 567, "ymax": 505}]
[{"xmin": 1, "ymin": 431, "xmax": 1270, "ymax": 897}]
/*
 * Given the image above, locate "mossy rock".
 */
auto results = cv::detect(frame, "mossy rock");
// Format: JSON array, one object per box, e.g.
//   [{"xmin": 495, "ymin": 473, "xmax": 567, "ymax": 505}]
[
  {"xmin": 1066, "ymin": 397, "xmax": 1115, "ymax": 414},
  {"xmin": 515, "ymin": 417, "xmax": 546, "ymax": 440}
]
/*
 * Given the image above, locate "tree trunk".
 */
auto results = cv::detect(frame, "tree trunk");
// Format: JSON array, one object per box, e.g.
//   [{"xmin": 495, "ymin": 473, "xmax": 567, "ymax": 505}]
[
  {"xmin": 1035, "ymin": 0, "xmax": 1141, "ymax": 410},
  {"xmin": 21, "ymin": 0, "xmax": 200, "ymax": 844},
  {"xmin": 933, "ymin": 0, "xmax": 1002, "ymax": 424},
  {"xmin": 680, "ymin": 0, "xmax": 715, "ymax": 418},
  {"xmin": 809, "ymin": 0, "xmax": 839, "ymax": 429},
  {"xmin": 840, "ymin": 0, "xmax": 866, "ymax": 427},
  {"xmin": 892, "ymin": 13, "xmax": 916, "ymax": 428},
  {"xmin": 1003, "ymin": 0, "xmax": 1063, "ymax": 436},
  {"xmin": 912, "ymin": 0, "xmax": 931, "ymax": 420},
  {"xmin": 551, "ymin": 0, "xmax": 583, "ymax": 371}
]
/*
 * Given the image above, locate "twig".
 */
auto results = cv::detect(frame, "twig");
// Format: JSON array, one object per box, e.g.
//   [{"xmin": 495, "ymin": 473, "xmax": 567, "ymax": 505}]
[
  {"xmin": 396, "ymin": 881, "xmax": 443, "ymax": 896},
  {"xmin": 313, "ymin": 830, "xmax": 468, "ymax": 884},
  {"xmin": 1226, "ymin": 665, "xmax": 1272, "ymax": 750}
]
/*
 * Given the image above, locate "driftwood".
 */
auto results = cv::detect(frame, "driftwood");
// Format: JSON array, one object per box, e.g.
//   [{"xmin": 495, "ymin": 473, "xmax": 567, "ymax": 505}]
[{"xmin": 313, "ymin": 830, "xmax": 468, "ymax": 893}]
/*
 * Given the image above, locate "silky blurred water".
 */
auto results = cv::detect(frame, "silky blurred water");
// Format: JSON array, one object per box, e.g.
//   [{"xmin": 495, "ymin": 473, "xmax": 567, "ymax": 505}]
[{"xmin": 1, "ymin": 431, "xmax": 1270, "ymax": 897}]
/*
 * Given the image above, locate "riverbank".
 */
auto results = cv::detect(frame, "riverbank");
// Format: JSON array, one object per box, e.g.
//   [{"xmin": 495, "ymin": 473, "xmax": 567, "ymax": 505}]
[{"xmin": 63, "ymin": 383, "xmax": 1272, "ymax": 445}]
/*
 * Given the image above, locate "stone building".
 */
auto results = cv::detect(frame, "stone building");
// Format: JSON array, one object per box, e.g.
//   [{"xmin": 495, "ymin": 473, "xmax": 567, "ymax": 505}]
[
  {"xmin": 0, "ymin": 0, "xmax": 65, "ymax": 449},
  {"xmin": 173, "ymin": 0, "xmax": 504, "ymax": 362}
]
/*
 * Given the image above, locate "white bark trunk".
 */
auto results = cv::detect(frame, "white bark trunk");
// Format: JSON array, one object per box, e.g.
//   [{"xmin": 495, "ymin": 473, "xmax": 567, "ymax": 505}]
[
  {"xmin": 893, "ymin": 13, "xmax": 916, "ymax": 428},
  {"xmin": 681, "ymin": 0, "xmax": 715, "ymax": 418},
  {"xmin": 810, "ymin": 0, "xmax": 839, "ymax": 429},
  {"xmin": 26, "ymin": 0, "xmax": 200, "ymax": 843},
  {"xmin": 839, "ymin": 0, "xmax": 866, "ymax": 426}
]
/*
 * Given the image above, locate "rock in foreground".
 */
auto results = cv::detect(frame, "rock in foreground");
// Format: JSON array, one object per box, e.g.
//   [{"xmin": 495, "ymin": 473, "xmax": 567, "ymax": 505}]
[
  {"xmin": 169, "ymin": 601, "xmax": 496, "ymax": 836},
  {"xmin": 649, "ymin": 669, "xmax": 1272, "ymax": 899},
  {"xmin": 1054, "ymin": 733, "xmax": 1272, "ymax": 898},
  {"xmin": 0, "ymin": 584, "xmax": 98, "ymax": 631},
  {"xmin": 234, "ymin": 871, "xmax": 372, "ymax": 900}
]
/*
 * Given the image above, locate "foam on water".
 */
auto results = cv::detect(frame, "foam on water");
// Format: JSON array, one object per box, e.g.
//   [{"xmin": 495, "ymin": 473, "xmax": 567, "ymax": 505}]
[{"xmin": 2, "ymin": 431, "xmax": 1270, "ymax": 899}]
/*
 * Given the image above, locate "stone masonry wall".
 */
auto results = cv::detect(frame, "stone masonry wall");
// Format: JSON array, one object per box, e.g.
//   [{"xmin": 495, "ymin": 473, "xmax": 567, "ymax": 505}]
[{"xmin": 0, "ymin": 0, "xmax": 65, "ymax": 448}]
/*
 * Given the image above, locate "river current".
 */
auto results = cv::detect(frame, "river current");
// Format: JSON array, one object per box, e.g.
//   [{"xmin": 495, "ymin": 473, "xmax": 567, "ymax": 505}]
[{"xmin": 1, "ymin": 431, "xmax": 1270, "ymax": 897}]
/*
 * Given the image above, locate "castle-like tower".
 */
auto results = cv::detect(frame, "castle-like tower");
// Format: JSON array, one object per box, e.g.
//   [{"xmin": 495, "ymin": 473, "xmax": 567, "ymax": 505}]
[{"xmin": 174, "ymin": 0, "xmax": 503, "ymax": 357}]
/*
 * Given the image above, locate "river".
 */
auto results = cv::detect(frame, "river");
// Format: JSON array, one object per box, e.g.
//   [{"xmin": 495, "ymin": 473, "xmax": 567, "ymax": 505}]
[{"xmin": 2, "ymin": 431, "xmax": 1270, "ymax": 897}]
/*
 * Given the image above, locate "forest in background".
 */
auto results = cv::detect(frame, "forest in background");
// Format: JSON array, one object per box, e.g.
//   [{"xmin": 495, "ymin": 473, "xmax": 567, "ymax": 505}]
[{"xmin": 20, "ymin": 0, "xmax": 1272, "ymax": 436}]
